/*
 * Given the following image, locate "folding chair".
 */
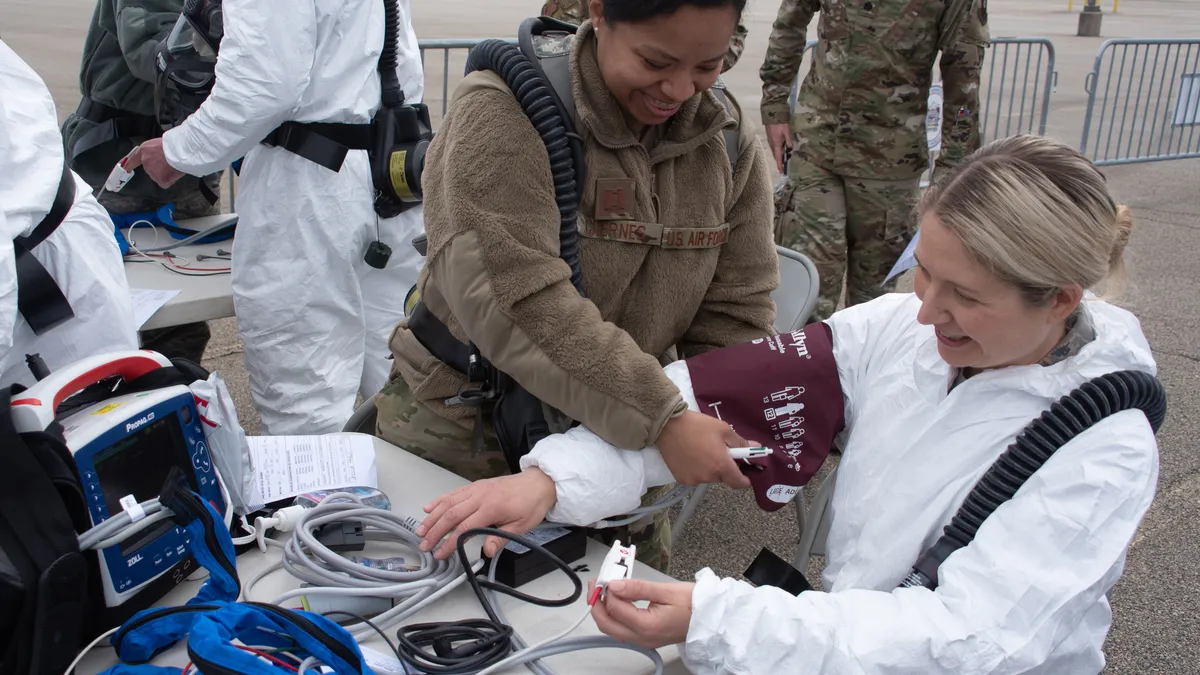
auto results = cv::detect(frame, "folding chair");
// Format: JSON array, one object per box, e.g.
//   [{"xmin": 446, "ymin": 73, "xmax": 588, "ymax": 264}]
[
  {"xmin": 793, "ymin": 464, "xmax": 837, "ymax": 571},
  {"xmin": 342, "ymin": 396, "xmax": 379, "ymax": 434}
]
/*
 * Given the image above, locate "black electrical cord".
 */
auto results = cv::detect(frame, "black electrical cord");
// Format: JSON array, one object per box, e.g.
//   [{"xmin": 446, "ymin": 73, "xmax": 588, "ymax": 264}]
[
  {"xmin": 901, "ymin": 369, "xmax": 1167, "ymax": 590},
  {"xmin": 321, "ymin": 610, "xmax": 399, "ymax": 658},
  {"xmin": 393, "ymin": 528, "xmax": 583, "ymax": 674},
  {"xmin": 394, "ymin": 619, "xmax": 513, "ymax": 674}
]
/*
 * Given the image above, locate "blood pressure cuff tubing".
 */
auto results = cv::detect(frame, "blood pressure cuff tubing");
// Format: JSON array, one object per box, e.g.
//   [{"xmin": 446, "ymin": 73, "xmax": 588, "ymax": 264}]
[
  {"xmin": 103, "ymin": 470, "xmax": 368, "ymax": 674},
  {"xmin": 160, "ymin": 466, "xmax": 240, "ymax": 604},
  {"xmin": 109, "ymin": 468, "xmax": 239, "ymax": 662},
  {"xmin": 685, "ymin": 322, "xmax": 845, "ymax": 511}
]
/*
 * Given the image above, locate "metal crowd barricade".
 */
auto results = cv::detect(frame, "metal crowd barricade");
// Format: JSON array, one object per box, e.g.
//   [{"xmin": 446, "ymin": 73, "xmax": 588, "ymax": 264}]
[
  {"xmin": 418, "ymin": 38, "xmax": 516, "ymax": 123},
  {"xmin": 1080, "ymin": 38, "xmax": 1200, "ymax": 166},
  {"xmin": 980, "ymin": 38, "xmax": 1057, "ymax": 140}
]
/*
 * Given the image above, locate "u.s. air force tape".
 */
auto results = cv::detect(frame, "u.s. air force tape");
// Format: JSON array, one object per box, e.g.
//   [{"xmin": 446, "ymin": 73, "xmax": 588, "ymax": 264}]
[{"xmin": 685, "ymin": 322, "xmax": 845, "ymax": 512}]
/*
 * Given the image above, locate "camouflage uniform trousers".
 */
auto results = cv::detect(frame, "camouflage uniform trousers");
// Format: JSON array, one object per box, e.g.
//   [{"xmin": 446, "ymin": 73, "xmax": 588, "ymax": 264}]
[
  {"xmin": 102, "ymin": 185, "xmax": 221, "ymax": 364},
  {"xmin": 775, "ymin": 156, "xmax": 921, "ymax": 323},
  {"xmin": 374, "ymin": 373, "xmax": 675, "ymax": 573}
]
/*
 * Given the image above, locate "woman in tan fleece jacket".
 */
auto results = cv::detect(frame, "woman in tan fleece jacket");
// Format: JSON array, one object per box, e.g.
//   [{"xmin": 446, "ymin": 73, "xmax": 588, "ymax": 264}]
[{"xmin": 376, "ymin": 0, "xmax": 779, "ymax": 570}]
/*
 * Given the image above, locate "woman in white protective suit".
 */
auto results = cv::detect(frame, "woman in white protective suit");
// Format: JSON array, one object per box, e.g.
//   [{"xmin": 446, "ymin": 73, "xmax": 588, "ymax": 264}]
[
  {"xmin": 0, "ymin": 40, "xmax": 138, "ymax": 386},
  {"xmin": 413, "ymin": 134, "xmax": 1160, "ymax": 674},
  {"xmin": 126, "ymin": 0, "xmax": 426, "ymax": 435}
]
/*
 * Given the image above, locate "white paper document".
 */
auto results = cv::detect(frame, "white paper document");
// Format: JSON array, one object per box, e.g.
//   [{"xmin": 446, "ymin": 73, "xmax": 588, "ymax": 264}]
[
  {"xmin": 130, "ymin": 288, "xmax": 181, "ymax": 328},
  {"xmin": 246, "ymin": 434, "xmax": 378, "ymax": 503}
]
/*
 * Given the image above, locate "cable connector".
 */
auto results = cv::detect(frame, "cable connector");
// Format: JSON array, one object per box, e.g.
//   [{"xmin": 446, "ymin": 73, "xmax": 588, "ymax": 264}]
[
  {"xmin": 316, "ymin": 520, "xmax": 366, "ymax": 552},
  {"xmin": 590, "ymin": 540, "xmax": 635, "ymax": 606},
  {"xmin": 271, "ymin": 505, "xmax": 308, "ymax": 532}
]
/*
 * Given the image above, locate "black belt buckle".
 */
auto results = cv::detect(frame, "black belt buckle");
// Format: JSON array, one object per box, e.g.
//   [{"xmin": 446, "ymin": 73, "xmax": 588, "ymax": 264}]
[{"xmin": 445, "ymin": 387, "xmax": 496, "ymax": 408}]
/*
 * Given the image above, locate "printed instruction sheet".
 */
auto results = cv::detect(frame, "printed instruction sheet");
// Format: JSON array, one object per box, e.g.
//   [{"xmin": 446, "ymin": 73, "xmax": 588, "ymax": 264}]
[
  {"xmin": 247, "ymin": 434, "xmax": 378, "ymax": 503},
  {"xmin": 130, "ymin": 288, "xmax": 181, "ymax": 328}
]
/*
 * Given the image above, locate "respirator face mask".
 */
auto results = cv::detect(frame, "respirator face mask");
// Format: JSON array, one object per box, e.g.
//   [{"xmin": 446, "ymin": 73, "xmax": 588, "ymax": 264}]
[{"xmin": 154, "ymin": 0, "xmax": 223, "ymax": 130}]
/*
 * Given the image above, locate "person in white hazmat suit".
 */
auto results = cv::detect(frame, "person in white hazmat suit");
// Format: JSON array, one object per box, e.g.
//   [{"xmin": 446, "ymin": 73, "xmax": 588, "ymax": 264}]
[
  {"xmin": 412, "ymin": 135, "xmax": 1160, "ymax": 674},
  {"xmin": 128, "ymin": 0, "xmax": 426, "ymax": 435},
  {"xmin": 0, "ymin": 40, "xmax": 138, "ymax": 387}
]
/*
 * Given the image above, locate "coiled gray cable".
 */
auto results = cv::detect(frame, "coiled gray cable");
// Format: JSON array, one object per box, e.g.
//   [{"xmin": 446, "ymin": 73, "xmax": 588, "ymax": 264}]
[
  {"xmin": 77, "ymin": 497, "xmax": 166, "ymax": 550},
  {"xmin": 268, "ymin": 492, "xmax": 475, "ymax": 640}
]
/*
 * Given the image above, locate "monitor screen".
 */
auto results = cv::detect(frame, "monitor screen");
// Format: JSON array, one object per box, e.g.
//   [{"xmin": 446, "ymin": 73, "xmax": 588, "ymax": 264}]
[{"xmin": 91, "ymin": 408, "xmax": 198, "ymax": 557}]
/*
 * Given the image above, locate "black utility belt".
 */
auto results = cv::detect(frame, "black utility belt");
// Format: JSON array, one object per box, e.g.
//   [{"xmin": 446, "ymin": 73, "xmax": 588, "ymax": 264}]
[
  {"xmin": 259, "ymin": 121, "xmax": 373, "ymax": 173},
  {"xmin": 260, "ymin": 106, "xmax": 431, "ymax": 221}
]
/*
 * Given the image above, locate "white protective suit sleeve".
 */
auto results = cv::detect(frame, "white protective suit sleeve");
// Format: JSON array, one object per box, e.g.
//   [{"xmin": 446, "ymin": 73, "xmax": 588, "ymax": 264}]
[
  {"xmin": 161, "ymin": 0, "xmax": 317, "ymax": 175},
  {"xmin": 517, "ymin": 360, "xmax": 690, "ymax": 526},
  {"xmin": 681, "ymin": 411, "xmax": 1158, "ymax": 674},
  {"xmin": 0, "ymin": 40, "xmax": 137, "ymax": 385}
]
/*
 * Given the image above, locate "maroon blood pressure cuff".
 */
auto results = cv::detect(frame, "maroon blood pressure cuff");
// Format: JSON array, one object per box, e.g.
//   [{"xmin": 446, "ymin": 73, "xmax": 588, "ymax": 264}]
[{"xmin": 685, "ymin": 322, "xmax": 845, "ymax": 512}]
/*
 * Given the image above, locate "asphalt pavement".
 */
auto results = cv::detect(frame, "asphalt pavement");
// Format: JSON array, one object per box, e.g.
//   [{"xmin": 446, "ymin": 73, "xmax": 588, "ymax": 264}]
[{"xmin": 2, "ymin": 0, "xmax": 1198, "ymax": 670}]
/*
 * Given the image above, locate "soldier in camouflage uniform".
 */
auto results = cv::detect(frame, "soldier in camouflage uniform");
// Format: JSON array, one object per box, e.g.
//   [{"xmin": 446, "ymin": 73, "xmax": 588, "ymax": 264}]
[
  {"xmin": 541, "ymin": 0, "xmax": 748, "ymax": 73},
  {"xmin": 378, "ymin": 2, "xmax": 777, "ymax": 575},
  {"xmin": 762, "ymin": 0, "xmax": 989, "ymax": 322},
  {"xmin": 60, "ymin": 0, "xmax": 224, "ymax": 363}
]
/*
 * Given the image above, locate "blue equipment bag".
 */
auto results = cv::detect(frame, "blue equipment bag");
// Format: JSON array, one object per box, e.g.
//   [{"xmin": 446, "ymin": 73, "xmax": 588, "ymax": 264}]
[{"xmin": 108, "ymin": 203, "xmax": 236, "ymax": 249}]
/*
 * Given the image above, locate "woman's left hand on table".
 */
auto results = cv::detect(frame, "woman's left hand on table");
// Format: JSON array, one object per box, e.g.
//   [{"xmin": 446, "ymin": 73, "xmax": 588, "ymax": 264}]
[{"xmin": 416, "ymin": 468, "xmax": 557, "ymax": 560}]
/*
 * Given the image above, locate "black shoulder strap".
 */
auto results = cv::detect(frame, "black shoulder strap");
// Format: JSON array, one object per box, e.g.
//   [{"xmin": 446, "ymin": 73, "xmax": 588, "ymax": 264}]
[
  {"xmin": 13, "ymin": 162, "xmax": 77, "ymax": 336},
  {"xmin": 520, "ymin": 19, "xmax": 578, "ymax": 133}
]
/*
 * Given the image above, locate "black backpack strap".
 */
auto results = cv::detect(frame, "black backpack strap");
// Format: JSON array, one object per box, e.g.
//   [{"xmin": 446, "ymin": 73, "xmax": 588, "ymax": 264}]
[
  {"xmin": 0, "ymin": 385, "xmax": 89, "ymax": 675},
  {"xmin": 13, "ymin": 162, "xmax": 77, "ymax": 336},
  {"xmin": 520, "ymin": 18, "xmax": 579, "ymax": 133},
  {"xmin": 407, "ymin": 303, "xmax": 471, "ymax": 375}
]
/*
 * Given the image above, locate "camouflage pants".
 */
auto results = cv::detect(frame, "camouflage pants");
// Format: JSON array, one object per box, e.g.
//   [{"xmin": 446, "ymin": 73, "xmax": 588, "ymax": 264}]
[
  {"xmin": 775, "ymin": 158, "xmax": 920, "ymax": 323},
  {"xmin": 374, "ymin": 374, "xmax": 674, "ymax": 573},
  {"xmin": 105, "ymin": 184, "xmax": 222, "ymax": 364}
]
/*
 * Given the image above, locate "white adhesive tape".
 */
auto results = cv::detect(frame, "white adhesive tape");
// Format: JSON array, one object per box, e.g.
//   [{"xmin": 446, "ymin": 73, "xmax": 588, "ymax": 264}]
[{"xmin": 119, "ymin": 494, "xmax": 146, "ymax": 523}]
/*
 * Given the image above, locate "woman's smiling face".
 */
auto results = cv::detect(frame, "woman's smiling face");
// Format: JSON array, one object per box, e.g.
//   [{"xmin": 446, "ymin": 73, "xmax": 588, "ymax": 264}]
[
  {"xmin": 913, "ymin": 212, "xmax": 1081, "ymax": 372},
  {"xmin": 591, "ymin": 1, "xmax": 736, "ymax": 128}
]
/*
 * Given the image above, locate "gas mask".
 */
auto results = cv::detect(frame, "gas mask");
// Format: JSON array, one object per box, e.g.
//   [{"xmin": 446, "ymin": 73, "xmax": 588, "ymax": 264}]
[{"xmin": 154, "ymin": 0, "xmax": 223, "ymax": 131}]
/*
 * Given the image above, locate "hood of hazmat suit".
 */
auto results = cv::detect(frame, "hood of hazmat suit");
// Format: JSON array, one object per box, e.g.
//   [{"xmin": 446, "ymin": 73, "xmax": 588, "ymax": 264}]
[
  {"xmin": 520, "ymin": 292, "xmax": 1159, "ymax": 674},
  {"xmin": 159, "ymin": 0, "xmax": 425, "ymax": 435},
  {"xmin": 0, "ymin": 40, "xmax": 138, "ymax": 386}
]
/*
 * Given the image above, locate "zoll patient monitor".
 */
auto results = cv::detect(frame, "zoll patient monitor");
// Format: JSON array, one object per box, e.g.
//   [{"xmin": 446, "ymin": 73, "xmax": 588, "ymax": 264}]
[{"xmin": 10, "ymin": 351, "xmax": 225, "ymax": 615}]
